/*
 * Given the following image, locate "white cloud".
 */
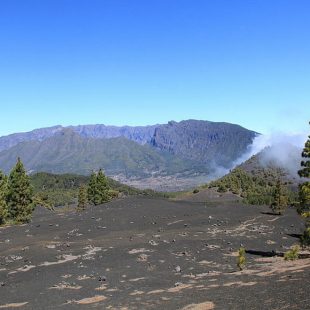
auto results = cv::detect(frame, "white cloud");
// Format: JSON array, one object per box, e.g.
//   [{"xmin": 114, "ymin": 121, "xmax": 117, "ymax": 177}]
[{"xmin": 232, "ymin": 130, "xmax": 308, "ymax": 176}]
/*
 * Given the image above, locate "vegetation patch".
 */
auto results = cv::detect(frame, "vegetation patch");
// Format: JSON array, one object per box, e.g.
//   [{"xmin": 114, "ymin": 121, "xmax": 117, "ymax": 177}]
[
  {"xmin": 209, "ymin": 167, "xmax": 296, "ymax": 206},
  {"xmin": 284, "ymin": 245, "xmax": 300, "ymax": 261},
  {"xmin": 30, "ymin": 171, "xmax": 161, "ymax": 209},
  {"xmin": 237, "ymin": 247, "xmax": 246, "ymax": 270}
]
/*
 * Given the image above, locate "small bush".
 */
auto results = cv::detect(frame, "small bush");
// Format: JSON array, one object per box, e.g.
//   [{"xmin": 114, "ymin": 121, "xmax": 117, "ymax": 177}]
[
  {"xmin": 284, "ymin": 245, "xmax": 300, "ymax": 261},
  {"xmin": 301, "ymin": 211, "xmax": 310, "ymax": 218},
  {"xmin": 301, "ymin": 227, "xmax": 310, "ymax": 246},
  {"xmin": 217, "ymin": 185, "xmax": 227, "ymax": 193},
  {"xmin": 108, "ymin": 189, "xmax": 119, "ymax": 198},
  {"xmin": 237, "ymin": 247, "xmax": 246, "ymax": 270},
  {"xmin": 77, "ymin": 185, "xmax": 88, "ymax": 211}
]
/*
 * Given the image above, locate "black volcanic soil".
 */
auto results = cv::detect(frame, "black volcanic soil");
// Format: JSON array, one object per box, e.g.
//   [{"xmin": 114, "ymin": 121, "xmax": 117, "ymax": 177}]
[{"xmin": 0, "ymin": 193, "xmax": 309, "ymax": 309}]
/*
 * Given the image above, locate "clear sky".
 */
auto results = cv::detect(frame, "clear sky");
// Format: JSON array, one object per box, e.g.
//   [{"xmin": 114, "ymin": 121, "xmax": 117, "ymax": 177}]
[{"xmin": 0, "ymin": 0, "xmax": 309, "ymax": 136}]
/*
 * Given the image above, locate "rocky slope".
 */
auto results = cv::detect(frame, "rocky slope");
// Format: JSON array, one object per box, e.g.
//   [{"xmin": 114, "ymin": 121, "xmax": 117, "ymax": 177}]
[
  {"xmin": 0, "ymin": 126, "xmax": 63, "ymax": 152},
  {"xmin": 151, "ymin": 120, "xmax": 258, "ymax": 168},
  {"xmin": 0, "ymin": 195, "xmax": 308, "ymax": 309},
  {"xmin": 70, "ymin": 124, "xmax": 158, "ymax": 144},
  {"xmin": 0, "ymin": 120, "xmax": 257, "ymax": 155},
  {"xmin": 0, "ymin": 124, "xmax": 158, "ymax": 152}
]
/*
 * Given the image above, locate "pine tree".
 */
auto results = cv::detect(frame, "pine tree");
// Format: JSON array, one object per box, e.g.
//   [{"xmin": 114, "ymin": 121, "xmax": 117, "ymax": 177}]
[
  {"xmin": 298, "ymin": 122, "xmax": 310, "ymax": 245},
  {"xmin": 87, "ymin": 172, "xmax": 99, "ymax": 205},
  {"xmin": 87, "ymin": 169, "xmax": 111, "ymax": 205},
  {"xmin": 96, "ymin": 169, "xmax": 111, "ymax": 204},
  {"xmin": 77, "ymin": 185, "xmax": 87, "ymax": 211},
  {"xmin": 7, "ymin": 158, "xmax": 34, "ymax": 223},
  {"xmin": 270, "ymin": 179, "xmax": 288, "ymax": 215},
  {"xmin": 0, "ymin": 170, "xmax": 8, "ymax": 224},
  {"xmin": 298, "ymin": 123, "xmax": 310, "ymax": 179}
]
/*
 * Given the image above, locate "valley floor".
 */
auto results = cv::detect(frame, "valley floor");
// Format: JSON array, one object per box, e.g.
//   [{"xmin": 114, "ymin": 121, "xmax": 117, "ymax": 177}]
[{"xmin": 0, "ymin": 193, "xmax": 309, "ymax": 309}]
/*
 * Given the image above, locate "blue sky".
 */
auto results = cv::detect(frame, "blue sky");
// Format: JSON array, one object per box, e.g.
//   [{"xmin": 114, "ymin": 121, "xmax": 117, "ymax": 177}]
[{"xmin": 0, "ymin": 0, "xmax": 309, "ymax": 136}]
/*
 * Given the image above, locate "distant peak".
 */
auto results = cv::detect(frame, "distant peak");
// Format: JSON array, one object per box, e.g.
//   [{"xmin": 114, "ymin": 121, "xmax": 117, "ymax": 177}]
[{"xmin": 55, "ymin": 127, "xmax": 78, "ymax": 136}]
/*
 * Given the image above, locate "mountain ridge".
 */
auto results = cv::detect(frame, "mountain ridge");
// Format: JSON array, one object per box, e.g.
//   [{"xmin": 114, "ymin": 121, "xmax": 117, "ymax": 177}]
[
  {"xmin": 151, "ymin": 119, "xmax": 258, "ymax": 168},
  {"xmin": 0, "ymin": 128, "xmax": 208, "ymax": 177},
  {"xmin": 0, "ymin": 119, "xmax": 258, "ymax": 152},
  {"xmin": 0, "ymin": 120, "xmax": 258, "ymax": 190},
  {"xmin": 0, "ymin": 123, "xmax": 160, "ymax": 152}
]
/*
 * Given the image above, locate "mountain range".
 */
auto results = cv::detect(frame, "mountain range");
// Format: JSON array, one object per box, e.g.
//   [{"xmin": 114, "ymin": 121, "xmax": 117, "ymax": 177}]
[{"xmin": 0, "ymin": 120, "xmax": 258, "ymax": 190}]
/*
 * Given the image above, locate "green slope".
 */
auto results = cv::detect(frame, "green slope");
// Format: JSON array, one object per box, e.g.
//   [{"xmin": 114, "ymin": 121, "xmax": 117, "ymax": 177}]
[
  {"xmin": 0, "ymin": 129, "xmax": 207, "ymax": 177},
  {"xmin": 31, "ymin": 172, "xmax": 160, "ymax": 207},
  {"xmin": 208, "ymin": 150, "xmax": 299, "ymax": 205}
]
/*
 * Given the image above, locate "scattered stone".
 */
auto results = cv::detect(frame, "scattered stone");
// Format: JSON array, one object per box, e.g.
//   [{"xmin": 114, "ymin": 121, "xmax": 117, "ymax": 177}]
[
  {"xmin": 67, "ymin": 295, "xmax": 106, "ymax": 305},
  {"xmin": 147, "ymin": 263, "xmax": 156, "ymax": 271},
  {"xmin": 0, "ymin": 302, "xmax": 29, "ymax": 308},
  {"xmin": 137, "ymin": 254, "xmax": 148, "ymax": 262}
]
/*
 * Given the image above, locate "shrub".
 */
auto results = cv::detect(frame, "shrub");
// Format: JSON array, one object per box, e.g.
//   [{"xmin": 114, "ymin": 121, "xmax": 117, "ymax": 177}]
[
  {"xmin": 284, "ymin": 245, "xmax": 300, "ymax": 261},
  {"xmin": 33, "ymin": 192, "xmax": 54, "ymax": 210},
  {"xmin": 237, "ymin": 247, "xmax": 246, "ymax": 270},
  {"xmin": 217, "ymin": 185, "xmax": 227, "ymax": 193},
  {"xmin": 108, "ymin": 189, "xmax": 119, "ymax": 199},
  {"xmin": 301, "ymin": 227, "xmax": 310, "ymax": 246},
  {"xmin": 77, "ymin": 185, "xmax": 88, "ymax": 211}
]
